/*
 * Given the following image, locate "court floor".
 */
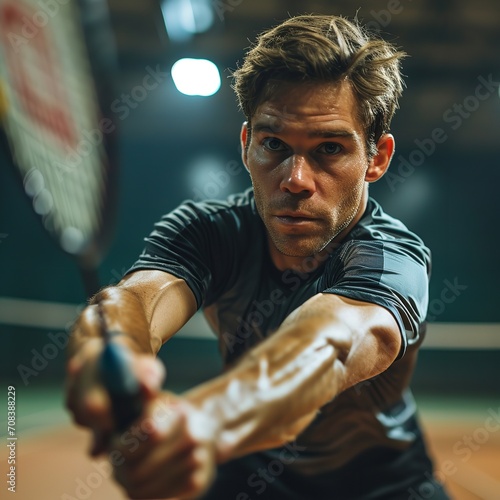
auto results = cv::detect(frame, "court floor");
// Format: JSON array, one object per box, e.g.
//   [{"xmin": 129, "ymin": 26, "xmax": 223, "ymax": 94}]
[{"xmin": 3, "ymin": 385, "xmax": 500, "ymax": 499}]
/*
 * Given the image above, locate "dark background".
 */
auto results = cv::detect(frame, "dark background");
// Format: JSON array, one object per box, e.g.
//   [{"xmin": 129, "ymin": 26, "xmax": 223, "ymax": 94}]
[{"xmin": 1, "ymin": 0, "xmax": 499, "ymax": 395}]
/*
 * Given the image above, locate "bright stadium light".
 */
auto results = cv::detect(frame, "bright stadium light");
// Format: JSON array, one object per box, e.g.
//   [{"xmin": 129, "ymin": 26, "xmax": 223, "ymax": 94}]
[
  {"xmin": 171, "ymin": 58, "xmax": 221, "ymax": 96},
  {"xmin": 161, "ymin": 0, "xmax": 215, "ymax": 42}
]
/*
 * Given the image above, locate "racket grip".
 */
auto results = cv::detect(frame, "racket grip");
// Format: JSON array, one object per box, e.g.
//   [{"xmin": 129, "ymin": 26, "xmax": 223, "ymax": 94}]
[{"xmin": 99, "ymin": 341, "xmax": 144, "ymax": 432}]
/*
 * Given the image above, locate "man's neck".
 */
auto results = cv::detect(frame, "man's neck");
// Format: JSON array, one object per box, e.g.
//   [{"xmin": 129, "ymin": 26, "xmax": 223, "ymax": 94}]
[{"xmin": 268, "ymin": 191, "xmax": 369, "ymax": 272}]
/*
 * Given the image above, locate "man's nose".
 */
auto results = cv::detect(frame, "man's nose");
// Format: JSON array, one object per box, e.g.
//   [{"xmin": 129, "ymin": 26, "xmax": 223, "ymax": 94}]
[{"xmin": 279, "ymin": 155, "xmax": 316, "ymax": 195}]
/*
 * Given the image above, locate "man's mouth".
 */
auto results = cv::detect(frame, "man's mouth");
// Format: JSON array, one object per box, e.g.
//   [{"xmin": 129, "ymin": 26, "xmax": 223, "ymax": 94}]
[
  {"xmin": 275, "ymin": 210, "xmax": 316, "ymax": 218},
  {"xmin": 274, "ymin": 212, "xmax": 318, "ymax": 225}
]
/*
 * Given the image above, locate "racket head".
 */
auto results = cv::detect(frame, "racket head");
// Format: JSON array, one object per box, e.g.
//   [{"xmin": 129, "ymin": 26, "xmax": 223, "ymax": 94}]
[{"xmin": 0, "ymin": 0, "xmax": 119, "ymax": 272}]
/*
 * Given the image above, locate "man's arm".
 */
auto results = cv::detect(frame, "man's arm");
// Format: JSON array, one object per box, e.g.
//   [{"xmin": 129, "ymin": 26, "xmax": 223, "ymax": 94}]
[
  {"xmin": 183, "ymin": 293, "xmax": 401, "ymax": 461},
  {"xmin": 68, "ymin": 270, "xmax": 197, "ymax": 358},
  {"xmin": 67, "ymin": 277, "xmax": 401, "ymax": 499},
  {"xmin": 65, "ymin": 270, "xmax": 197, "ymax": 445},
  {"xmin": 110, "ymin": 291, "xmax": 401, "ymax": 499}
]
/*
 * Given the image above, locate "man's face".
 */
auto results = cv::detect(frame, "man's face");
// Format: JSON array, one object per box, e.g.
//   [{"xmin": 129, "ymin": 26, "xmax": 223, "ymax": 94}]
[{"xmin": 242, "ymin": 80, "xmax": 389, "ymax": 270}]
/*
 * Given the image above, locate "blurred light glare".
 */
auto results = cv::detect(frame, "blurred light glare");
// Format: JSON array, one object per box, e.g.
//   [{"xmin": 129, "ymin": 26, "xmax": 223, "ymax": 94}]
[
  {"xmin": 171, "ymin": 58, "xmax": 221, "ymax": 96},
  {"xmin": 188, "ymin": 156, "xmax": 232, "ymax": 200},
  {"xmin": 162, "ymin": 0, "xmax": 214, "ymax": 42},
  {"xmin": 383, "ymin": 171, "xmax": 435, "ymax": 226}
]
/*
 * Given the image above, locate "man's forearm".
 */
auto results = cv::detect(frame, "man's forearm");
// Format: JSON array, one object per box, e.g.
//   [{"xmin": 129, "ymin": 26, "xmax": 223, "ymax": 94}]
[
  {"xmin": 183, "ymin": 294, "xmax": 400, "ymax": 463},
  {"xmin": 67, "ymin": 286, "xmax": 157, "ymax": 359},
  {"xmin": 183, "ymin": 316, "xmax": 346, "ymax": 462},
  {"xmin": 67, "ymin": 271, "xmax": 198, "ymax": 359}
]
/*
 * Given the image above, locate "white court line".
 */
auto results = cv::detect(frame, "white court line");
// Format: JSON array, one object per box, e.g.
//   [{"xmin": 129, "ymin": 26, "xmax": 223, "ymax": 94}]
[
  {"xmin": 424, "ymin": 323, "xmax": 500, "ymax": 349},
  {"xmin": 0, "ymin": 297, "xmax": 499, "ymax": 348}
]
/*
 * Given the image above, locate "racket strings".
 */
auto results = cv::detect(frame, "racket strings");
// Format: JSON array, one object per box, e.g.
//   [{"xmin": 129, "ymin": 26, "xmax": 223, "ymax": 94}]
[{"xmin": 0, "ymin": 0, "xmax": 111, "ymax": 255}]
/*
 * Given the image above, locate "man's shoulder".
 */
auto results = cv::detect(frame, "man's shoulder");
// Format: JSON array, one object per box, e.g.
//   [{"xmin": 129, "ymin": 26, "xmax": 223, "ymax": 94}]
[
  {"xmin": 349, "ymin": 198, "xmax": 427, "ymax": 246},
  {"xmin": 161, "ymin": 188, "xmax": 262, "ymax": 248},
  {"xmin": 338, "ymin": 197, "xmax": 431, "ymax": 270},
  {"xmin": 176, "ymin": 188, "xmax": 256, "ymax": 219}
]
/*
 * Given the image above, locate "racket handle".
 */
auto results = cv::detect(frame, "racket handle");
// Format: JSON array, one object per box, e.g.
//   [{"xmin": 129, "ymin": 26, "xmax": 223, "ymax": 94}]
[{"xmin": 99, "ymin": 341, "xmax": 144, "ymax": 432}]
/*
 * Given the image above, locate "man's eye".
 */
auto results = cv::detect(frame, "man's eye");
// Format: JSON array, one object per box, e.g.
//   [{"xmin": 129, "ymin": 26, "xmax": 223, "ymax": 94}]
[
  {"xmin": 263, "ymin": 138, "xmax": 286, "ymax": 151},
  {"xmin": 317, "ymin": 143, "xmax": 342, "ymax": 155}
]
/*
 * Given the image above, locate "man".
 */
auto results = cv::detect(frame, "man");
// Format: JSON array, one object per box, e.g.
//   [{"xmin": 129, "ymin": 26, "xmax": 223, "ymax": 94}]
[{"xmin": 66, "ymin": 14, "xmax": 449, "ymax": 500}]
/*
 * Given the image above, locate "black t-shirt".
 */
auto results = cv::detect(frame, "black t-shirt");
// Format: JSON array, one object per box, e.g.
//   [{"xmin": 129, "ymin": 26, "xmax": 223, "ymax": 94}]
[{"xmin": 127, "ymin": 189, "xmax": 434, "ymax": 499}]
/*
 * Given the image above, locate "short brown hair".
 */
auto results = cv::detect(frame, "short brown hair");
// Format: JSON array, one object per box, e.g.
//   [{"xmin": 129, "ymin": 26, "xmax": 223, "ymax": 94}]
[{"xmin": 232, "ymin": 14, "xmax": 406, "ymax": 156}]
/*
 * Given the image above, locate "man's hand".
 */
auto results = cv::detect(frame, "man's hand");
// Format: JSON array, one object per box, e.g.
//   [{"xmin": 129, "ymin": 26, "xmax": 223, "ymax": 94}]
[
  {"xmin": 110, "ymin": 395, "xmax": 218, "ymax": 500},
  {"xmin": 65, "ymin": 333, "xmax": 218, "ymax": 499},
  {"xmin": 65, "ymin": 336, "xmax": 165, "ymax": 455},
  {"xmin": 64, "ymin": 276, "xmax": 206, "ymax": 497}
]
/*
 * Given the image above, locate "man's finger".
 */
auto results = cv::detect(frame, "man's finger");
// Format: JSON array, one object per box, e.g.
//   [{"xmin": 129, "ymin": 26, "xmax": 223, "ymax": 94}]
[
  {"xmin": 133, "ymin": 356, "xmax": 166, "ymax": 396},
  {"xmin": 111, "ymin": 403, "xmax": 186, "ymax": 463},
  {"xmin": 90, "ymin": 428, "xmax": 113, "ymax": 457},
  {"xmin": 115, "ymin": 443, "xmax": 203, "ymax": 500}
]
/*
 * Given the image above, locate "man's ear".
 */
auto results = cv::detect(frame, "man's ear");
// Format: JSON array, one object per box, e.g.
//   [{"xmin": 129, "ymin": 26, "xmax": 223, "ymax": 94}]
[
  {"xmin": 365, "ymin": 134, "xmax": 395, "ymax": 182},
  {"xmin": 240, "ymin": 122, "xmax": 249, "ymax": 171}
]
